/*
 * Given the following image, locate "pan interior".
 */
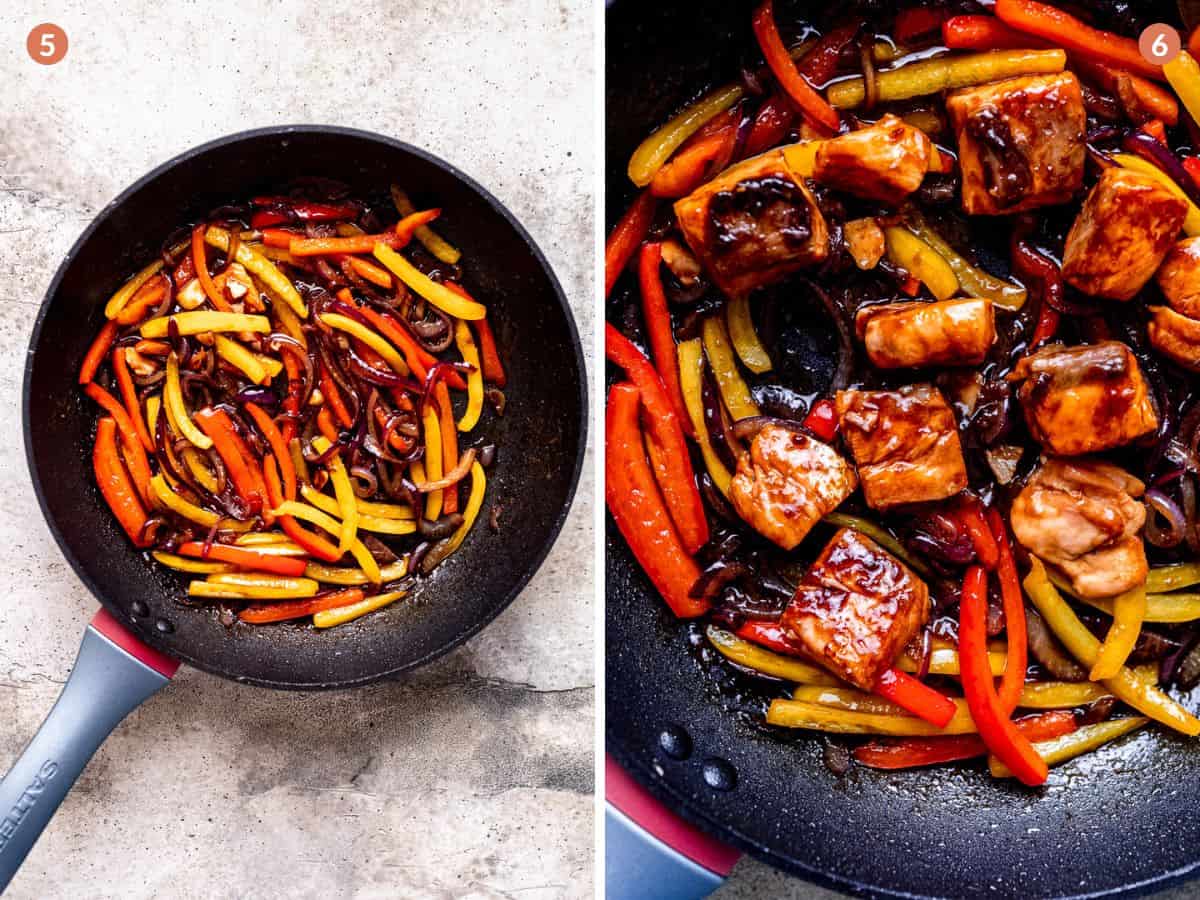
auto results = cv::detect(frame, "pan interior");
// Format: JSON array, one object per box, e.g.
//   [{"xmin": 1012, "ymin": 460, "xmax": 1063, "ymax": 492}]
[{"xmin": 27, "ymin": 126, "xmax": 585, "ymax": 689}]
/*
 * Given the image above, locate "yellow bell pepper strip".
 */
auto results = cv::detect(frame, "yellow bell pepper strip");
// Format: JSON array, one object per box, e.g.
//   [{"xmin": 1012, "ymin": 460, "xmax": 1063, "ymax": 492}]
[
  {"xmin": 1165, "ymin": 52, "xmax": 1200, "ymax": 133},
  {"xmin": 299, "ymin": 485, "xmax": 417, "ymax": 536},
  {"xmin": 372, "ymin": 244, "xmax": 486, "ymax": 320},
  {"xmin": 1148, "ymin": 563, "xmax": 1200, "ymax": 593},
  {"xmin": 356, "ymin": 498, "xmax": 415, "ymax": 519},
  {"xmin": 827, "ymin": 49, "xmax": 1066, "ymax": 109},
  {"xmin": 988, "ymin": 717, "xmax": 1149, "ymax": 779},
  {"xmin": 628, "ymin": 84, "xmax": 744, "ymax": 187},
  {"xmin": 305, "ymin": 558, "xmax": 408, "ymax": 586},
  {"xmin": 766, "ymin": 699, "xmax": 978, "ymax": 736},
  {"xmin": 205, "ymin": 573, "xmax": 319, "ymax": 596},
  {"xmin": 781, "ymin": 141, "xmax": 821, "ymax": 178},
  {"xmin": 145, "ymin": 394, "xmax": 161, "ymax": 436},
  {"xmin": 188, "ymin": 580, "xmax": 316, "ymax": 601},
  {"xmin": 390, "ymin": 184, "xmax": 461, "ymax": 264},
  {"xmin": 793, "ymin": 685, "xmax": 972, "ymax": 720},
  {"xmin": 822, "ymin": 512, "xmax": 933, "ymax": 579},
  {"xmin": 311, "ymin": 436, "xmax": 357, "ymax": 554},
  {"xmin": 151, "ymin": 551, "xmax": 233, "ymax": 575},
  {"xmin": 1048, "ymin": 567, "xmax": 1200, "ymax": 623},
  {"xmin": 455, "ymin": 320, "xmax": 484, "ymax": 432},
  {"xmin": 1090, "ymin": 583, "xmax": 1147, "ymax": 681},
  {"xmin": 149, "ymin": 474, "xmax": 237, "ymax": 531},
  {"xmin": 235, "ymin": 532, "xmax": 292, "ymax": 546},
  {"xmin": 271, "ymin": 500, "xmax": 381, "ymax": 585},
  {"xmin": 272, "ymin": 293, "xmax": 307, "ymax": 346},
  {"xmin": 313, "ymin": 589, "xmax": 409, "ymax": 629},
  {"xmin": 884, "ymin": 227, "xmax": 958, "ymax": 301},
  {"xmin": 1017, "ymin": 681, "xmax": 1112, "ymax": 709},
  {"xmin": 204, "ymin": 226, "xmax": 306, "ymax": 317},
  {"xmin": 164, "ymin": 352, "xmax": 212, "ymax": 451},
  {"xmin": 214, "ymin": 335, "xmax": 271, "ymax": 385},
  {"xmin": 677, "ymin": 339, "xmax": 733, "ymax": 495},
  {"xmin": 904, "ymin": 210, "xmax": 1027, "ymax": 310},
  {"xmin": 726, "ymin": 296, "xmax": 772, "ymax": 374},
  {"xmin": 433, "ymin": 461, "xmax": 485, "ymax": 560},
  {"xmin": 318, "ymin": 312, "xmax": 409, "ymax": 375},
  {"xmin": 896, "ymin": 645, "xmax": 1006, "ymax": 678},
  {"xmin": 141, "ymin": 311, "xmax": 270, "ymax": 340},
  {"xmin": 707, "ymin": 626, "xmax": 840, "ymax": 685},
  {"xmin": 1024, "ymin": 558, "xmax": 1200, "ymax": 736},
  {"xmin": 701, "ymin": 315, "xmax": 759, "ymax": 421},
  {"xmin": 104, "ymin": 258, "xmax": 165, "ymax": 320},
  {"xmin": 1111, "ymin": 153, "xmax": 1200, "ymax": 236},
  {"xmin": 751, "ymin": 0, "xmax": 840, "ymax": 133},
  {"xmin": 179, "ymin": 447, "xmax": 218, "ymax": 494},
  {"xmin": 419, "ymin": 406, "xmax": 444, "ymax": 521}
]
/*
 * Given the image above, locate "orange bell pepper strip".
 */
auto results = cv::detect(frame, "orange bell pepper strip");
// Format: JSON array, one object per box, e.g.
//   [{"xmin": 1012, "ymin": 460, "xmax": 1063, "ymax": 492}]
[
  {"xmin": 319, "ymin": 364, "xmax": 354, "ymax": 429},
  {"xmin": 260, "ymin": 228, "xmax": 298, "ymax": 248},
  {"xmin": 473, "ymin": 317, "xmax": 507, "ymax": 387},
  {"xmin": 942, "ymin": 15, "xmax": 1050, "ymax": 50},
  {"xmin": 263, "ymin": 456, "xmax": 341, "ymax": 562},
  {"xmin": 751, "ymin": 0, "xmax": 840, "ymax": 133},
  {"xmin": 650, "ymin": 127, "xmax": 738, "ymax": 199},
  {"xmin": 178, "ymin": 540, "xmax": 308, "ymax": 576},
  {"xmin": 239, "ymin": 588, "xmax": 365, "ymax": 624},
  {"xmin": 744, "ymin": 94, "xmax": 795, "ymax": 158},
  {"xmin": 192, "ymin": 223, "xmax": 233, "ymax": 311},
  {"xmin": 873, "ymin": 669, "xmax": 957, "ymax": 728},
  {"xmin": 435, "ymin": 384, "xmax": 460, "ymax": 515},
  {"xmin": 605, "ymin": 190, "xmax": 657, "ymax": 298},
  {"xmin": 607, "ymin": 383, "xmax": 706, "ymax": 618},
  {"xmin": 316, "ymin": 407, "xmax": 340, "ymax": 444},
  {"xmin": 113, "ymin": 276, "xmax": 167, "ymax": 326},
  {"xmin": 83, "ymin": 382, "xmax": 153, "ymax": 506},
  {"xmin": 994, "ymin": 0, "xmax": 1163, "ymax": 81},
  {"xmin": 638, "ymin": 244, "xmax": 692, "ymax": 438},
  {"xmin": 79, "ymin": 320, "xmax": 119, "ymax": 385},
  {"xmin": 988, "ymin": 508, "xmax": 1030, "ymax": 716},
  {"xmin": 345, "ymin": 256, "xmax": 393, "ymax": 289},
  {"xmin": 192, "ymin": 407, "xmax": 266, "ymax": 516},
  {"xmin": 93, "ymin": 417, "xmax": 151, "ymax": 548},
  {"xmin": 135, "ymin": 339, "xmax": 171, "ymax": 356},
  {"xmin": 288, "ymin": 210, "xmax": 439, "ymax": 257},
  {"xmin": 111, "ymin": 346, "xmax": 153, "ymax": 452},
  {"xmin": 959, "ymin": 564, "xmax": 1048, "ymax": 786},
  {"xmin": 244, "ymin": 402, "xmax": 295, "ymax": 501},
  {"xmin": 354, "ymin": 304, "xmax": 468, "ymax": 390},
  {"xmin": 606, "ymin": 324, "xmax": 709, "ymax": 553},
  {"xmin": 1192, "ymin": 27, "xmax": 1200, "ymax": 60},
  {"xmin": 854, "ymin": 710, "xmax": 1077, "ymax": 770}
]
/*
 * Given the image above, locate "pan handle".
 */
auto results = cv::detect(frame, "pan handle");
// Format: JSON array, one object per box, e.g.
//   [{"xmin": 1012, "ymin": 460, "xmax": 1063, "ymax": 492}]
[{"xmin": 0, "ymin": 609, "xmax": 178, "ymax": 893}]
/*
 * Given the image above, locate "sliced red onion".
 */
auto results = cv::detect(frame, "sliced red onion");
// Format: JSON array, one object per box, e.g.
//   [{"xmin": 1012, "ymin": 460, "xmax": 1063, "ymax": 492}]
[{"xmin": 1145, "ymin": 488, "xmax": 1187, "ymax": 548}]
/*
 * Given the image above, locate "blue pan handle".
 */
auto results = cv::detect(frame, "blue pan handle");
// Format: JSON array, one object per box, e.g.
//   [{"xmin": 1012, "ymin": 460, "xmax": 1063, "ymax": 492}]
[{"xmin": 0, "ymin": 610, "xmax": 177, "ymax": 893}]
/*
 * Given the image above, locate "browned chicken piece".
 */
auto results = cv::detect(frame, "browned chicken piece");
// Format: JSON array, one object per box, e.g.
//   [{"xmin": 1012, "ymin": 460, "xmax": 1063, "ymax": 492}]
[
  {"xmin": 729, "ymin": 424, "xmax": 857, "ymax": 550},
  {"xmin": 1148, "ymin": 305, "xmax": 1200, "ymax": 371},
  {"xmin": 781, "ymin": 527, "xmax": 930, "ymax": 689},
  {"xmin": 945, "ymin": 73, "xmax": 1085, "ymax": 216},
  {"xmin": 1155, "ymin": 237, "xmax": 1200, "ymax": 318},
  {"xmin": 1061, "ymin": 168, "xmax": 1187, "ymax": 300},
  {"xmin": 1010, "ymin": 457, "xmax": 1148, "ymax": 599},
  {"xmin": 855, "ymin": 297, "xmax": 996, "ymax": 370},
  {"xmin": 844, "ymin": 217, "xmax": 885, "ymax": 270},
  {"xmin": 1009, "ymin": 341, "xmax": 1158, "ymax": 456},
  {"xmin": 674, "ymin": 150, "xmax": 829, "ymax": 298},
  {"xmin": 835, "ymin": 385, "xmax": 967, "ymax": 511},
  {"xmin": 812, "ymin": 114, "xmax": 931, "ymax": 205}
]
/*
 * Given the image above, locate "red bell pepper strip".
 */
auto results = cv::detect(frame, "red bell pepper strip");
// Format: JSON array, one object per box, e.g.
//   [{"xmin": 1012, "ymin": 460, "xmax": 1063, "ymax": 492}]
[
  {"xmin": 93, "ymin": 417, "xmax": 151, "ymax": 548},
  {"xmin": 1012, "ymin": 237, "xmax": 1062, "ymax": 348},
  {"xmin": 1192, "ymin": 27, "xmax": 1200, "ymax": 60},
  {"xmin": 244, "ymin": 402, "xmax": 295, "ymax": 502},
  {"xmin": 178, "ymin": 541, "xmax": 308, "ymax": 576},
  {"xmin": 942, "ymin": 15, "xmax": 1050, "ymax": 51},
  {"xmin": 751, "ymin": 0, "xmax": 841, "ymax": 133},
  {"xmin": 736, "ymin": 619, "xmax": 808, "ymax": 656},
  {"xmin": 79, "ymin": 320, "xmax": 118, "ymax": 385},
  {"xmin": 83, "ymin": 382, "xmax": 154, "ymax": 507},
  {"xmin": 994, "ymin": 0, "xmax": 1163, "ymax": 81},
  {"xmin": 251, "ymin": 197, "xmax": 359, "ymax": 222},
  {"xmin": 953, "ymin": 494, "xmax": 999, "ymax": 570},
  {"xmin": 473, "ymin": 317, "xmax": 507, "ymax": 387},
  {"xmin": 260, "ymin": 228, "xmax": 298, "ymax": 248},
  {"xmin": 606, "ymin": 324, "xmax": 709, "ymax": 553},
  {"xmin": 263, "ymin": 456, "xmax": 342, "ymax": 562},
  {"xmin": 873, "ymin": 668, "xmax": 957, "ymax": 728},
  {"xmin": 281, "ymin": 351, "xmax": 302, "ymax": 443},
  {"xmin": 319, "ymin": 364, "xmax": 355, "ymax": 429},
  {"xmin": 240, "ymin": 588, "xmax": 365, "ymax": 624},
  {"xmin": 639, "ymin": 244, "xmax": 693, "ymax": 438},
  {"xmin": 1185, "ymin": 157, "xmax": 1200, "ymax": 192},
  {"xmin": 606, "ymin": 191, "xmax": 657, "ymax": 298},
  {"xmin": 854, "ymin": 710, "xmax": 1077, "ymax": 770},
  {"xmin": 113, "ymin": 277, "xmax": 167, "ymax": 326},
  {"xmin": 250, "ymin": 210, "xmax": 290, "ymax": 230},
  {"xmin": 988, "ymin": 508, "xmax": 1029, "ymax": 716},
  {"xmin": 802, "ymin": 398, "xmax": 838, "ymax": 442},
  {"xmin": 112, "ymin": 346, "xmax": 154, "ymax": 452},
  {"xmin": 799, "ymin": 19, "xmax": 864, "ymax": 85},
  {"xmin": 289, "ymin": 227, "xmax": 420, "ymax": 257},
  {"xmin": 650, "ymin": 128, "xmax": 738, "ymax": 198},
  {"xmin": 895, "ymin": 7, "xmax": 949, "ymax": 43},
  {"xmin": 959, "ymin": 564, "xmax": 1048, "ymax": 786},
  {"xmin": 193, "ymin": 407, "xmax": 266, "ymax": 516},
  {"xmin": 744, "ymin": 94, "xmax": 795, "ymax": 158},
  {"xmin": 192, "ymin": 224, "xmax": 233, "ymax": 312},
  {"xmin": 607, "ymin": 383, "xmax": 707, "ymax": 618}
]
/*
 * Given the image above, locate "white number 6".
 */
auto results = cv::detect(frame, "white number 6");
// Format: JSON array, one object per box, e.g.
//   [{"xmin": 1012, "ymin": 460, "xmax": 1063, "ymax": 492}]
[{"xmin": 1152, "ymin": 31, "xmax": 1170, "ymax": 58}]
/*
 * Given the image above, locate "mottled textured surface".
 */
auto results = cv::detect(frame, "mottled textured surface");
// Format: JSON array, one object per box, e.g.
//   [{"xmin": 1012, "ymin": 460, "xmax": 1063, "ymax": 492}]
[{"xmin": 0, "ymin": 1, "xmax": 594, "ymax": 897}]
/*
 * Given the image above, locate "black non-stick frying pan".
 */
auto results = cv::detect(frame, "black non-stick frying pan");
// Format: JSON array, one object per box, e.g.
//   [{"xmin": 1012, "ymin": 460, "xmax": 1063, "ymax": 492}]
[
  {"xmin": 605, "ymin": 3, "xmax": 1200, "ymax": 897},
  {"xmin": 0, "ymin": 125, "xmax": 585, "ymax": 889}
]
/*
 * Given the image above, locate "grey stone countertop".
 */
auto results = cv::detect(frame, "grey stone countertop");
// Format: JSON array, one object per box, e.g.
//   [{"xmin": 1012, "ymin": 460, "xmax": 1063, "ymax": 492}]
[{"xmin": 0, "ymin": 1, "xmax": 594, "ymax": 897}]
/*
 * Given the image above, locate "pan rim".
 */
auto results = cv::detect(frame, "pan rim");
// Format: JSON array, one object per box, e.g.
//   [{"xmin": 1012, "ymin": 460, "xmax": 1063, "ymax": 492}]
[{"xmin": 23, "ymin": 123, "xmax": 588, "ymax": 690}]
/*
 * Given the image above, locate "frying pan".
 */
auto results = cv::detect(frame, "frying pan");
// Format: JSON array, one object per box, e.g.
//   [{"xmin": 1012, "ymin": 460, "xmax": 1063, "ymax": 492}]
[
  {"xmin": 604, "ymin": 3, "xmax": 1200, "ymax": 897},
  {"xmin": 0, "ymin": 125, "xmax": 585, "ymax": 891}
]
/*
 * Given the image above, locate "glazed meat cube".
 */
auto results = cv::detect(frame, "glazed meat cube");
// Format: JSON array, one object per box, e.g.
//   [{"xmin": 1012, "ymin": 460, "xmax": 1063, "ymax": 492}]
[
  {"xmin": 781, "ymin": 528, "xmax": 930, "ymax": 689},
  {"xmin": 855, "ymin": 297, "xmax": 996, "ymax": 370},
  {"xmin": 813, "ymin": 114, "xmax": 931, "ymax": 205},
  {"xmin": 1062, "ymin": 168, "xmax": 1187, "ymax": 300},
  {"xmin": 674, "ymin": 150, "xmax": 828, "ymax": 298},
  {"xmin": 1011, "ymin": 458, "xmax": 1147, "ymax": 599},
  {"xmin": 1148, "ymin": 305, "xmax": 1200, "ymax": 371},
  {"xmin": 729, "ymin": 424, "xmax": 857, "ymax": 550},
  {"xmin": 835, "ymin": 385, "xmax": 967, "ymax": 511},
  {"xmin": 1010, "ymin": 341, "xmax": 1158, "ymax": 456},
  {"xmin": 1156, "ymin": 237, "xmax": 1200, "ymax": 318},
  {"xmin": 945, "ymin": 73, "xmax": 1085, "ymax": 216}
]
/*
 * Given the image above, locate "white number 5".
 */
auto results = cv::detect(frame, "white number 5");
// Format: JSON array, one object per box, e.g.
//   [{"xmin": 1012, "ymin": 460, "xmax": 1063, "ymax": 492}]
[{"xmin": 37, "ymin": 32, "xmax": 56, "ymax": 57}]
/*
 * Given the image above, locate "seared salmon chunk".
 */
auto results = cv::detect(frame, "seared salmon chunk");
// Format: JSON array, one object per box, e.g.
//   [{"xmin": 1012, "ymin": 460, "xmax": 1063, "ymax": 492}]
[
  {"xmin": 813, "ymin": 114, "xmax": 931, "ymax": 205},
  {"xmin": 855, "ymin": 297, "xmax": 996, "ymax": 370}
]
